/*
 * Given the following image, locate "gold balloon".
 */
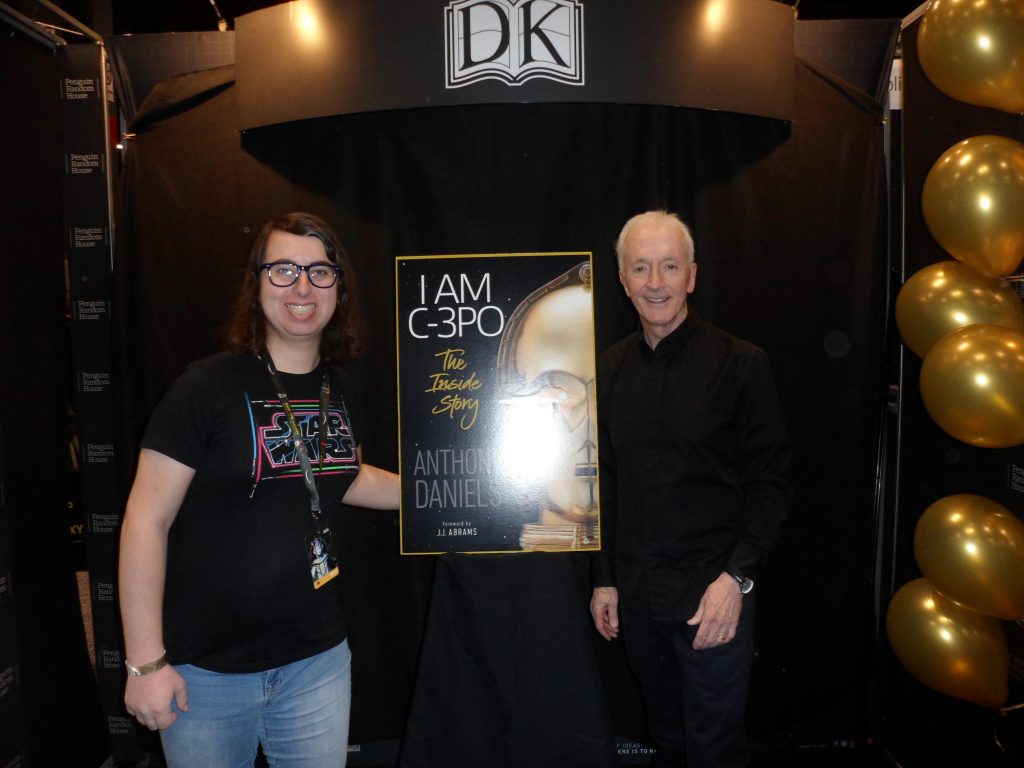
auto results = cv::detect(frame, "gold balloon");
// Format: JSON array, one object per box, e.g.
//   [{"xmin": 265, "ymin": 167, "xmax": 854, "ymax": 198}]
[
  {"xmin": 915, "ymin": 494, "xmax": 1024, "ymax": 620},
  {"xmin": 918, "ymin": 0, "xmax": 1024, "ymax": 114},
  {"xmin": 922, "ymin": 135, "xmax": 1024, "ymax": 278},
  {"xmin": 896, "ymin": 261, "xmax": 1024, "ymax": 357},
  {"xmin": 920, "ymin": 323, "xmax": 1024, "ymax": 447},
  {"xmin": 886, "ymin": 578, "xmax": 1008, "ymax": 709}
]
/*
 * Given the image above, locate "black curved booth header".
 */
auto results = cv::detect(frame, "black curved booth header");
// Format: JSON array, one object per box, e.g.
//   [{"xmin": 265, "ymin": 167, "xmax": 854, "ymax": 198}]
[{"xmin": 236, "ymin": 0, "xmax": 794, "ymax": 129}]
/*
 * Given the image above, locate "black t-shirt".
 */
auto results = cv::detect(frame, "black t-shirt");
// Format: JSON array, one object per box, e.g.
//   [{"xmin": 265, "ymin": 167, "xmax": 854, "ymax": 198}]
[{"xmin": 142, "ymin": 352, "xmax": 361, "ymax": 672}]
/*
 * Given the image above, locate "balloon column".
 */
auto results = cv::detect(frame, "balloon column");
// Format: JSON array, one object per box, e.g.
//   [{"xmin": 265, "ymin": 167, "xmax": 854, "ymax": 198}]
[{"xmin": 887, "ymin": 0, "xmax": 1024, "ymax": 710}]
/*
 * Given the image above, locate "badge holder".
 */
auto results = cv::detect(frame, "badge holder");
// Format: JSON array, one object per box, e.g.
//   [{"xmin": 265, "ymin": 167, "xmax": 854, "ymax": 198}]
[{"xmin": 307, "ymin": 527, "xmax": 340, "ymax": 589}]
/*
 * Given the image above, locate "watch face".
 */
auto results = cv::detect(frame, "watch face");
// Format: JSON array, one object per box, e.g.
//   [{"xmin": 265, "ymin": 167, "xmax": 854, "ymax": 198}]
[{"xmin": 733, "ymin": 573, "xmax": 754, "ymax": 594}]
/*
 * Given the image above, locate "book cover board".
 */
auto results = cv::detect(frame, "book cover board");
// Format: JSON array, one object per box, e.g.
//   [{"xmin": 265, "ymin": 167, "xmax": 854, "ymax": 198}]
[{"xmin": 396, "ymin": 252, "xmax": 600, "ymax": 554}]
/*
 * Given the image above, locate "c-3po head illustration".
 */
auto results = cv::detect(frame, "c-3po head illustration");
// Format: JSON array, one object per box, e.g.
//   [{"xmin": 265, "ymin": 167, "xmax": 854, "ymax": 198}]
[{"xmin": 496, "ymin": 261, "xmax": 598, "ymax": 550}]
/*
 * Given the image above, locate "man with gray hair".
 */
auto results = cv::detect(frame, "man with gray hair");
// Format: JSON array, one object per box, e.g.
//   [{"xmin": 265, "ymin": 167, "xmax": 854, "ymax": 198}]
[{"xmin": 591, "ymin": 211, "xmax": 791, "ymax": 767}]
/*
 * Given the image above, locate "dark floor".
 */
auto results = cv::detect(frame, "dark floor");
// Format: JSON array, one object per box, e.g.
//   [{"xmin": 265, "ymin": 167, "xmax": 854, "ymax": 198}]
[{"xmin": 105, "ymin": 739, "xmax": 1021, "ymax": 768}]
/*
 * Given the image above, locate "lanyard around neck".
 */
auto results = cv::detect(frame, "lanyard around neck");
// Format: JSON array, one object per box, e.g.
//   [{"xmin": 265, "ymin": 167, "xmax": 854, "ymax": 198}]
[{"xmin": 262, "ymin": 350, "xmax": 331, "ymax": 519}]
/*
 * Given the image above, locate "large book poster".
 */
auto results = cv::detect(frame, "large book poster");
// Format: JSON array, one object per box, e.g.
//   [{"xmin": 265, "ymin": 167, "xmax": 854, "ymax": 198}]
[{"xmin": 396, "ymin": 253, "xmax": 600, "ymax": 554}]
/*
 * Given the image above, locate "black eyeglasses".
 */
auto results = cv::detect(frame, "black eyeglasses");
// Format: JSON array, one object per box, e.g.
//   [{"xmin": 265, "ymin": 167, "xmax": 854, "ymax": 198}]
[{"xmin": 257, "ymin": 261, "xmax": 340, "ymax": 288}]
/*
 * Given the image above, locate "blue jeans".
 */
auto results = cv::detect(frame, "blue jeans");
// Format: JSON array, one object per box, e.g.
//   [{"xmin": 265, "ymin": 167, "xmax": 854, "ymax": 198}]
[{"xmin": 160, "ymin": 640, "xmax": 351, "ymax": 768}]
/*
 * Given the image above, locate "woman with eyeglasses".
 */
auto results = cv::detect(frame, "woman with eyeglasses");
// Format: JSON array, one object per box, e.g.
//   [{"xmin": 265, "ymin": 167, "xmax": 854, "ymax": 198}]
[{"xmin": 118, "ymin": 212, "xmax": 399, "ymax": 767}]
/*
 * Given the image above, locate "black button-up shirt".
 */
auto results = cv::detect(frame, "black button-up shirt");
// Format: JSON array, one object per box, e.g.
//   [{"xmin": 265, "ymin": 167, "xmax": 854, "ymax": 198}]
[{"xmin": 595, "ymin": 309, "xmax": 791, "ymax": 620}]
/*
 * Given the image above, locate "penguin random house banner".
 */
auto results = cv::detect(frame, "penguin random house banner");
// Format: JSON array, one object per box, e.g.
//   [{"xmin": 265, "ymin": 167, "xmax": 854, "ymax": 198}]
[{"xmin": 396, "ymin": 253, "xmax": 599, "ymax": 554}]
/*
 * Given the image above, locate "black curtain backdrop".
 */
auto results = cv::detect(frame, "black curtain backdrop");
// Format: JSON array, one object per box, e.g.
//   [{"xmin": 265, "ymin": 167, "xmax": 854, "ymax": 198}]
[
  {"xmin": 118, "ymin": 55, "xmax": 888, "ymax": 758},
  {"xmin": 0, "ymin": 28, "xmax": 108, "ymax": 767}
]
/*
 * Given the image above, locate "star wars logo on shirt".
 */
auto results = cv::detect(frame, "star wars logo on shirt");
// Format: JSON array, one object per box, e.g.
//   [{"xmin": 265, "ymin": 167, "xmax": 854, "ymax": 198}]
[{"xmin": 249, "ymin": 397, "xmax": 358, "ymax": 488}]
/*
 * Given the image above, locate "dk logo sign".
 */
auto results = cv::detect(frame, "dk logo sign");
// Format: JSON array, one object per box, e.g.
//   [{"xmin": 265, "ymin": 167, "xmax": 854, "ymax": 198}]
[{"xmin": 445, "ymin": 0, "xmax": 584, "ymax": 88}]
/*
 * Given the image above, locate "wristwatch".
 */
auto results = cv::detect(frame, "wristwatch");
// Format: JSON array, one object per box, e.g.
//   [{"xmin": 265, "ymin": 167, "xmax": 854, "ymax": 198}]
[{"xmin": 731, "ymin": 572, "xmax": 754, "ymax": 595}]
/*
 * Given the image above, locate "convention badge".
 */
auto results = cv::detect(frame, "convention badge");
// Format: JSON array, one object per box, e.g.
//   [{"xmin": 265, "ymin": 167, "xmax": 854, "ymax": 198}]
[{"xmin": 306, "ymin": 527, "xmax": 339, "ymax": 589}]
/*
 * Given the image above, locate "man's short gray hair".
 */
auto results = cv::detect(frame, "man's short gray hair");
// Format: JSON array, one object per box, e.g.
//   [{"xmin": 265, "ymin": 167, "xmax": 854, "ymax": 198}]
[{"xmin": 615, "ymin": 211, "xmax": 695, "ymax": 269}]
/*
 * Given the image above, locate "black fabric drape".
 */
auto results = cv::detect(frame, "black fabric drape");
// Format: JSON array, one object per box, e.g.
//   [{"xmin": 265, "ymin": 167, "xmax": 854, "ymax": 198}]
[
  {"xmin": 0, "ymin": 28, "xmax": 108, "ymax": 766},
  {"xmin": 119, "ymin": 54, "xmax": 888, "ymax": 755},
  {"xmin": 401, "ymin": 554, "xmax": 617, "ymax": 767}
]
